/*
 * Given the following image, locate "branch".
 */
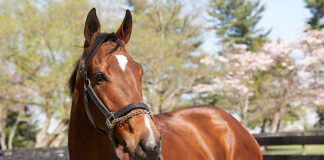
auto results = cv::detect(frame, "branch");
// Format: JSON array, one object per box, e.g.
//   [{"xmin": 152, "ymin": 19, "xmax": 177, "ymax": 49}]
[
  {"xmin": 52, "ymin": 119, "xmax": 69, "ymax": 135},
  {"xmin": 0, "ymin": 96, "xmax": 42, "ymax": 106}
]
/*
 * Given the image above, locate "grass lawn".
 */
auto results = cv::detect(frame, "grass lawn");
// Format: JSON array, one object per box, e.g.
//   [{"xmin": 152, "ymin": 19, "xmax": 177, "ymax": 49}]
[{"xmin": 264, "ymin": 145, "xmax": 324, "ymax": 155}]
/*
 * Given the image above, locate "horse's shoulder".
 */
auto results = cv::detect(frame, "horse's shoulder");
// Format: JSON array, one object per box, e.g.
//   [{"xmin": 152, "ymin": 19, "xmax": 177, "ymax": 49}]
[
  {"xmin": 154, "ymin": 105, "xmax": 237, "ymax": 128},
  {"xmin": 154, "ymin": 105, "xmax": 248, "ymax": 136}
]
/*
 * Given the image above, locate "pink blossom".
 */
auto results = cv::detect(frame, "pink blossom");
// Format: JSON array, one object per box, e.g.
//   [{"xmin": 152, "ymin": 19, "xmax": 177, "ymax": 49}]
[
  {"xmin": 10, "ymin": 75, "xmax": 23, "ymax": 84},
  {"xmin": 200, "ymin": 56, "xmax": 215, "ymax": 65},
  {"xmin": 195, "ymin": 27, "xmax": 323, "ymax": 111},
  {"xmin": 0, "ymin": 64, "xmax": 10, "ymax": 74},
  {"xmin": 193, "ymin": 84, "xmax": 217, "ymax": 93},
  {"xmin": 263, "ymin": 41, "xmax": 291, "ymax": 58},
  {"xmin": 218, "ymin": 56, "xmax": 229, "ymax": 63}
]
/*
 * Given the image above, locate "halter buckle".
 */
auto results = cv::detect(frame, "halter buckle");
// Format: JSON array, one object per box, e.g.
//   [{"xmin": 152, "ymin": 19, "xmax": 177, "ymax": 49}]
[
  {"xmin": 108, "ymin": 111, "xmax": 115, "ymax": 120},
  {"xmin": 106, "ymin": 118, "xmax": 113, "ymax": 129},
  {"xmin": 106, "ymin": 112, "xmax": 115, "ymax": 128}
]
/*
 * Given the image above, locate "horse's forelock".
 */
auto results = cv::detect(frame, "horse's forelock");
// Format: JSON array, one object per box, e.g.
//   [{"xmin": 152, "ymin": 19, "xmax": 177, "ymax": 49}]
[{"xmin": 68, "ymin": 32, "xmax": 120, "ymax": 96}]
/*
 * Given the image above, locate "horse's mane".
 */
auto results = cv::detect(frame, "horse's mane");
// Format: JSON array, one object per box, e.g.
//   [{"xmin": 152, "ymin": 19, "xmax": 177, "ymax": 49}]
[{"xmin": 68, "ymin": 32, "xmax": 120, "ymax": 95}]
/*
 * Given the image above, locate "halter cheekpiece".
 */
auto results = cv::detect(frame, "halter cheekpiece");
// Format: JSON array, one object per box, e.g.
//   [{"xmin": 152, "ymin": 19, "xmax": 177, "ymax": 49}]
[{"xmin": 79, "ymin": 34, "xmax": 153, "ymax": 146}]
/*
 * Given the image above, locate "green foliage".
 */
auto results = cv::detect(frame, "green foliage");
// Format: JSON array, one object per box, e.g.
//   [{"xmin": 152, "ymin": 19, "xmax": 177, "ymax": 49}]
[
  {"xmin": 250, "ymin": 71, "xmax": 271, "ymax": 96},
  {"xmin": 0, "ymin": 0, "xmax": 210, "ymax": 147},
  {"xmin": 0, "ymin": 0, "xmax": 320, "ymax": 145},
  {"xmin": 126, "ymin": 0, "xmax": 210, "ymax": 113},
  {"xmin": 280, "ymin": 105, "xmax": 301, "ymax": 123},
  {"xmin": 195, "ymin": 92, "xmax": 227, "ymax": 107},
  {"xmin": 0, "ymin": 0, "xmax": 91, "ymax": 147},
  {"xmin": 208, "ymin": 0, "xmax": 270, "ymax": 51},
  {"xmin": 5, "ymin": 110, "xmax": 37, "ymax": 148},
  {"xmin": 305, "ymin": 0, "xmax": 324, "ymax": 29}
]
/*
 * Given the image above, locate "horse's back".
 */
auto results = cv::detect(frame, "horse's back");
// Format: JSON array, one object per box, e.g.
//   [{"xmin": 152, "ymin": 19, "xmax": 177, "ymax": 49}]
[{"xmin": 154, "ymin": 106, "xmax": 262, "ymax": 160}]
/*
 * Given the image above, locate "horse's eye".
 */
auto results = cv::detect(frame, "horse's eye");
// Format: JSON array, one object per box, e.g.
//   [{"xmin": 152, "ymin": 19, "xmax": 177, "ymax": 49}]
[{"xmin": 94, "ymin": 72, "xmax": 107, "ymax": 82}]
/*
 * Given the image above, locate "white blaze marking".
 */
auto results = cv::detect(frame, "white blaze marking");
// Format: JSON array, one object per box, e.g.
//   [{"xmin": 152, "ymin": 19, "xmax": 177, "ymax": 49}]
[
  {"xmin": 115, "ymin": 55, "xmax": 128, "ymax": 72},
  {"xmin": 144, "ymin": 115, "xmax": 156, "ymax": 146}
]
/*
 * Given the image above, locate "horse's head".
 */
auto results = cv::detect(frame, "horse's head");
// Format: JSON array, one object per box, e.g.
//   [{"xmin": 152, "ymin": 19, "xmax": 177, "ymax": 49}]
[{"xmin": 74, "ymin": 8, "xmax": 161, "ymax": 159}]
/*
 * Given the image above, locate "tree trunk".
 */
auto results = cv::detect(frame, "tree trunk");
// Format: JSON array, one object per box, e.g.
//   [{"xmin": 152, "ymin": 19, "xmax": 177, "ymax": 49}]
[
  {"xmin": 43, "ymin": 120, "xmax": 67, "ymax": 147},
  {"xmin": 260, "ymin": 118, "xmax": 267, "ymax": 133},
  {"xmin": 8, "ymin": 111, "xmax": 22, "ymax": 149},
  {"xmin": 35, "ymin": 114, "xmax": 51, "ymax": 147},
  {"xmin": 0, "ymin": 125, "xmax": 7, "ymax": 150},
  {"xmin": 158, "ymin": 104, "xmax": 162, "ymax": 114},
  {"xmin": 49, "ymin": 132, "xmax": 67, "ymax": 147},
  {"xmin": 270, "ymin": 110, "xmax": 281, "ymax": 133},
  {"xmin": 269, "ymin": 82, "xmax": 290, "ymax": 133},
  {"xmin": 270, "ymin": 97, "xmax": 287, "ymax": 133},
  {"xmin": 0, "ymin": 105, "xmax": 8, "ymax": 150},
  {"xmin": 240, "ymin": 96, "xmax": 249, "ymax": 125},
  {"xmin": 35, "ymin": 117, "xmax": 68, "ymax": 147}
]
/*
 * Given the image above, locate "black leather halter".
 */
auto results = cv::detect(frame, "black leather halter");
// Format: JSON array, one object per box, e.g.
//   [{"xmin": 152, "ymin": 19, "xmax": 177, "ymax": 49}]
[{"xmin": 79, "ymin": 34, "xmax": 153, "ymax": 146}]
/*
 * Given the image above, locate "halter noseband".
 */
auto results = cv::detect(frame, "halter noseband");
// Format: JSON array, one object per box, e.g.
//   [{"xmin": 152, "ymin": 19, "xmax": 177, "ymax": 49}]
[{"xmin": 79, "ymin": 37, "xmax": 153, "ymax": 146}]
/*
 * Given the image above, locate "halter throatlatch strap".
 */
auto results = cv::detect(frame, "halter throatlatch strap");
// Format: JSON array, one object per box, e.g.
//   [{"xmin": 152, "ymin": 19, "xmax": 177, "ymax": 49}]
[
  {"xmin": 85, "ymin": 83, "xmax": 115, "ymax": 128},
  {"xmin": 84, "ymin": 91, "xmax": 108, "ymax": 135}
]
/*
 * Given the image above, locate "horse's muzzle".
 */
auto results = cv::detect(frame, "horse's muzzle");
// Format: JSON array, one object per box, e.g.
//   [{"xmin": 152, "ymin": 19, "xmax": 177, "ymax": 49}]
[{"xmin": 135, "ymin": 137, "xmax": 161, "ymax": 160}]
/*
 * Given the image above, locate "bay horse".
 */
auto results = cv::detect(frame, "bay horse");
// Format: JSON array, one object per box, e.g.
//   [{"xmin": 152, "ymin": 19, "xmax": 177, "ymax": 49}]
[{"xmin": 68, "ymin": 8, "xmax": 262, "ymax": 160}]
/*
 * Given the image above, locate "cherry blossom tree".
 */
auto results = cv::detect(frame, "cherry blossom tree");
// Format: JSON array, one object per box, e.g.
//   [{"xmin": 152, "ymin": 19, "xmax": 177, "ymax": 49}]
[
  {"xmin": 195, "ymin": 44, "xmax": 274, "ymax": 125},
  {"xmin": 195, "ymin": 28, "xmax": 324, "ymax": 132}
]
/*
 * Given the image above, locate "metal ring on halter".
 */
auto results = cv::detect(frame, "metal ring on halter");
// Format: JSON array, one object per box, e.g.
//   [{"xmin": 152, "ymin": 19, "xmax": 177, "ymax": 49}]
[
  {"xmin": 84, "ymin": 78, "xmax": 90, "ymax": 87},
  {"xmin": 83, "ymin": 78, "xmax": 90, "ymax": 88}
]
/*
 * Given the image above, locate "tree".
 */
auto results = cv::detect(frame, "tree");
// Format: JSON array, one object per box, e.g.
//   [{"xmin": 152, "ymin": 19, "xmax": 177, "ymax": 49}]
[
  {"xmin": 305, "ymin": 0, "xmax": 324, "ymax": 29},
  {"xmin": 0, "ymin": 102, "xmax": 35, "ymax": 150},
  {"xmin": 208, "ymin": 0, "xmax": 270, "ymax": 51},
  {"xmin": 194, "ymin": 28, "xmax": 324, "ymax": 132},
  {"xmin": 299, "ymin": 28, "xmax": 324, "ymax": 129},
  {"xmin": 194, "ymin": 44, "xmax": 274, "ymax": 125},
  {"xmin": 0, "ymin": 0, "xmax": 212, "ymax": 148},
  {"xmin": 126, "ymin": 0, "xmax": 211, "ymax": 113},
  {"xmin": 304, "ymin": 0, "xmax": 324, "ymax": 127},
  {"xmin": 5, "ymin": 107, "xmax": 37, "ymax": 149},
  {"xmin": 0, "ymin": 0, "xmax": 91, "ymax": 147}
]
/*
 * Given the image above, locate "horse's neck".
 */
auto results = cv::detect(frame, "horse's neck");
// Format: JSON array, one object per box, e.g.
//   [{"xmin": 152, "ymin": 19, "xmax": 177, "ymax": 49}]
[{"xmin": 68, "ymin": 90, "xmax": 115, "ymax": 159}]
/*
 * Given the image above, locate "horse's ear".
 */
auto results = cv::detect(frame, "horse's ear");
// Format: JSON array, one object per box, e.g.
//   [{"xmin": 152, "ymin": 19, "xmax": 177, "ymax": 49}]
[
  {"xmin": 116, "ymin": 10, "xmax": 132, "ymax": 45},
  {"xmin": 84, "ymin": 8, "xmax": 101, "ymax": 46}
]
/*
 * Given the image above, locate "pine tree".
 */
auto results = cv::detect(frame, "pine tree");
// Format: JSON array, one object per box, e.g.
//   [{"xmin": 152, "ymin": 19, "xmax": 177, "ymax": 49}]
[
  {"xmin": 305, "ymin": 0, "xmax": 324, "ymax": 29},
  {"xmin": 208, "ymin": 0, "xmax": 270, "ymax": 51}
]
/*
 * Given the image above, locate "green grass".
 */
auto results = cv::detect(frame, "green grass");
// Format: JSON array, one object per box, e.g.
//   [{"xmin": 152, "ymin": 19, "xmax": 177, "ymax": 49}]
[{"xmin": 264, "ymin": 145, "xmax": 324, "ymax": 155}]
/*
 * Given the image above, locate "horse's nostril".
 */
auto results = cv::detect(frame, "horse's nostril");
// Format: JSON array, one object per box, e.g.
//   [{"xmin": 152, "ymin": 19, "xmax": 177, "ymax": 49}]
[
  {"xmin": 139, "ymin": 139, "xmax": 148, "ymax": 152},
  {"xmin": 136, "ymin": 138, "xmax": 161, "ymax": 159},
  {"xmin": 135, "ymin": 139, "xmax": 147, "ymax": 159}
]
